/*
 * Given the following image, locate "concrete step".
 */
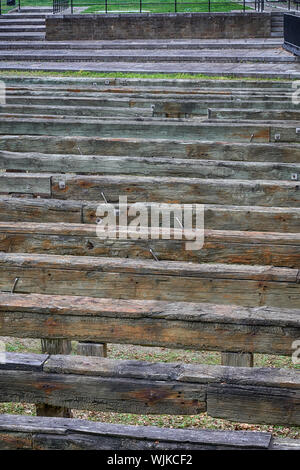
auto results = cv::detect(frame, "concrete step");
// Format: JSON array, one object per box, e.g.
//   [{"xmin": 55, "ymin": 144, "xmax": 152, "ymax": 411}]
[
  {"xmin": 3, "ymin": 13, "xmax": 49, "ymax": 18},
  {"xmin": 0, "ymin": 26, "xmax": 45, "ymax": 32},
  {"xmin": 0, "ymin": 33, "xmax": 45, "ymax": 41},
  {"xmin": 19, "ymin": 7, "xmax": 52, "ymax": 13},
  {"xmin": 0, "ymin": 39, "xmax": 284, "ymax": 51},
  {"xmin": 0, "ymin": 49, "xmax": 294, "ymax": 63},
  {"xmin": 0, "ymin": 19, "xmax": 45, "ymax": 25}
]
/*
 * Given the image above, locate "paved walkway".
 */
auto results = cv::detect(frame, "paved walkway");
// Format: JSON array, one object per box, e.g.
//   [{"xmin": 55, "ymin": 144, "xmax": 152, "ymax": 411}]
[
  {"xmin": 1, "ymin": 59, "xmax": 299, "ymax": 78},
  {"xmin": 0, "ymin": 7, "xmax": 299, "ymax": 78}
]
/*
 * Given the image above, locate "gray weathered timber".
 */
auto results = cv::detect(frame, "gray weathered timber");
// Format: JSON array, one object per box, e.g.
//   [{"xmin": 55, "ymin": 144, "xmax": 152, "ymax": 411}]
[
  {"xmin": 0, "ymin": 253, "xmax": 299, "ymax": 308},
  {"xmin": 0, "ymin": 353, "xmax": 299, "ymax": 425},
  {"xmin": 5, "ymin": 96, "xmax": 298, "ymax": 113},
  {"xmin": 0, "ymin": 197, "xmax": 82, "ymax": 224},
  {"xmin": 0, "ymin": 118, "xmax": 273, "ymax": 143},
  {"xmin": 207, "ymin": 383, "xmax": 300, "ymax": 426},
  {"xmin": 0, "ymin": 292, "xmax": 299, "ymax": 355},
  {"xmin": 209, "ymin": 108, "xmax": 300, "ymax": 121},
  {"xmin": 0, "ymin": 197, "xmax": 299, "ymax": 232},
  {"xmin": 221, "ymin": 352, "xmax": 253, "ymax": 367},
  {"xmin": 2, "ymin": 173, "xmax": 298, "ymax": 207},
  {"xmin": 0, "ymin": 414, "xmax": 281, "ymax": 450},
  {"xmin": 6, "ymin": 89, "xmax": 291, "ymax": 102},
  {"xmin": 0, "ymin": 105, "xmax": 153, "ymax": 119},
  {"xmin": 0, "ymin": 173, "xmax": 51, "ymax": 197},
  {"xmin": 37, "ymin": 339, "xmax": 72, "ymax": 419},
  {"xmin": 1, "ymin": 151, "xmax": 300, "ymax": 181},
  {"xmin": 50, "ymin": 174, "xmax": 300, "ymax": 207},
  {"xmin": 77, "ymin": 342, "xmax": 107, "ymax": 357},
  {"xmin": 1, "ymin": 136, "xmax": 299, "ymax": 163},
  {"xmin": 0, "ymin": 222, "xmax": 300, "ymax": 267}
]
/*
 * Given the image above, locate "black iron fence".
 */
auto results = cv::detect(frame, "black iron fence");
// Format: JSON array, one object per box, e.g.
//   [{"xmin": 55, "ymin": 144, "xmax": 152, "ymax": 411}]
[
  {"xmin": 0, "ymin": 0, "xmax": 299, "ymax": 15},
  {"xmin": 64, "ymin": 0, "xmax": 255, "ymax": 14},
  {"xmin": 53, "ymin": 0, "xmax": 69, "ymax": 12}
]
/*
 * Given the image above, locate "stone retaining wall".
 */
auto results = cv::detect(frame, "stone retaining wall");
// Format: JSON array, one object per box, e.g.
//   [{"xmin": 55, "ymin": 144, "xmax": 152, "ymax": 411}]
[{"xmin": 46, "ymin": 12, "xmax": 271, "ymax": 40}]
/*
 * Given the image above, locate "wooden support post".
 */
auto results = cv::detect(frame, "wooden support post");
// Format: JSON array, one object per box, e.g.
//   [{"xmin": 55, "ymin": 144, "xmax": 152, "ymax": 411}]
[
  {"xmin": 36, "ymin": 339, "xmax": 73, "ymax": 418},
  {"xmin": 77, "ymin": 341, "xmax": 107, "ymax": 357},
  {"xmin": 221, "ymin": 352, "xmax": 254, "ymax": 368}
]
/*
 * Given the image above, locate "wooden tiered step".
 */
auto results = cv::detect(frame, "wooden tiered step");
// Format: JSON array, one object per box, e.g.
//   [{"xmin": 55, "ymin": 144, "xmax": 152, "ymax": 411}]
[{"xmin": 1, "ymin": 414, "xmax": 298, "ymax": 450}]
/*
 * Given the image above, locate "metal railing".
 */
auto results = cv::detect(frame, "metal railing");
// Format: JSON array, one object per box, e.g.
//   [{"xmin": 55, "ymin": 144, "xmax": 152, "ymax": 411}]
[
  {"xmin": 66, "ymin": 0, "xmax": 252, "ymax": 14},
  {"xmin": 53, "ymin": 0, "xmax": 69, "ymax": 12},
  {"xmin": 0, "ymin": 0, "xmax": 299, "ymax": 15}
]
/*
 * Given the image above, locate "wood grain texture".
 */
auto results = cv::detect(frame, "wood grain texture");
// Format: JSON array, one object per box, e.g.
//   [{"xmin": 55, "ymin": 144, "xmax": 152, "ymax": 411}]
[
  {"xmin": 0, "ymin": 292, "xmax": 299, "ymax": 355},
  {"xmin": 0, "ymin": 173, "xmax": 51, "ymax": 197},
  {"xmin": 1, "ymin": 136, "xmax": 299, "ymax": 162},
  {"xmin": 0, "ymin": 353, "xmax": 299, "ymax": 425},
  {"xmin": 0, "ymin": 222, "xmax": 299, "ymax": 267},
  {"xmin": 1, "ymin": 172, "xmax": 299, "ymax": 207},
  {"xmin": 1, "ymin": 197, "xmax": 299, "ymax": 233},
  {"xmin": 0, "ymin": 414, "xmax": 281, "ymax": 450},
  {"xmin": 0, "ymin": 253, "xmax": 299, "ymax": 308},
  {"xmin": 2, "ymin": 151, "xmax": 300, "ymax": 180}
]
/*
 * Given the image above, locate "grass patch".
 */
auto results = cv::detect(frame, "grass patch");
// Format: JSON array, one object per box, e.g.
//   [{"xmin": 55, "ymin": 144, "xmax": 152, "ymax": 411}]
[
  {"xmin": 81, "ymin": 0, "xmax": 251, "ymax": 14},
  {"xmin": 0, "ymin": 69, "xmax": 292, "ymax": 82},
  {"xmin": 2, "ymin": 0, "xmax": 251, "ymax": 13}
]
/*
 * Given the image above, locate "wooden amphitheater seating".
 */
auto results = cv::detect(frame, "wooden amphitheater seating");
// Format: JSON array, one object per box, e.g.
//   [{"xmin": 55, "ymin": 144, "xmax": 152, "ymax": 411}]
[{"xmin": 0, "ymin": 76, "xmax": 299, "ymax": 450}]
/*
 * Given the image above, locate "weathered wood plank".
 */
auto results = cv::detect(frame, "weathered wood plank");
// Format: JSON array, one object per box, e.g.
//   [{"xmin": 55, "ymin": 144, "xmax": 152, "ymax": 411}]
[
  {"xmin": 209, "ymin": 108, "xmax": 300, "ymax": 121},
  {"xmin": 0, "ymin": 414, "xmax": 279, "ymax": 450},
  {"xmin": 1, "ymin": 173, "xmax": 296, "ymax": 207},
  {"xmin": 207, "ymin": 383, "xmax": 300, "ymax": 426},
  {"xmin": 1, "ymin": 136, "xmax": 299, "ymax": 163},
  {"xmin": 1, "ymin": 151, "xmax": 300, "ymax": 181},
  {"xmin": 0, "ymin": 118, "xmax": 272, "ymax": 143},
  {"xmin": 0, "ymin": 292, "xmax": 299, "ymax": 355},
  {"xmin": 0, "ymin": 222, "xmax": 299, "ymax": 267},
  {"xmin": 0, "ymin": 173, "xmax": 51, "ymax": 197},
  {"xmin": 0, "ymin": 105, "xmax": 153, "ymax": 119},
  {"xmin": 0, "ymin": 354, "xmax": 299, "ymax": 424},
  {"xmin": 0, "ymin": 253, "xmax": 298, "ymax": 308},
  {"xmin": 37, "ymin": 339, "xmax": 72, "ymax": 418},
  {"xmin": 0, "ymin": 197, "xmax": 82, "ymax": 223},
  {"xmin": 1, "ymin": 197, "xmax": 299, "ymax": 233},
  {"xmin": 221, "ymin": 352, "xmax": 253, "ymax": 367},
  {"xmin": 6, "ymin": 95, "xmax": 298, "ymax": 113}
]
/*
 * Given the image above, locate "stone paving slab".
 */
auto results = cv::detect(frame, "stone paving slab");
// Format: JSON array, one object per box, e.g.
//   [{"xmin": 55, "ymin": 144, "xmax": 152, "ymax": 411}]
[
  {"xmin": 1, "ymin": 60, "xmax": 300, "ymax": 78},
  {"xmin": 0, "ymin": 48, "xmax": 294, "ymax": 64},
  {"xmin": 0, "ymin": 39, "xmax": 284, "ymax": 50}
]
